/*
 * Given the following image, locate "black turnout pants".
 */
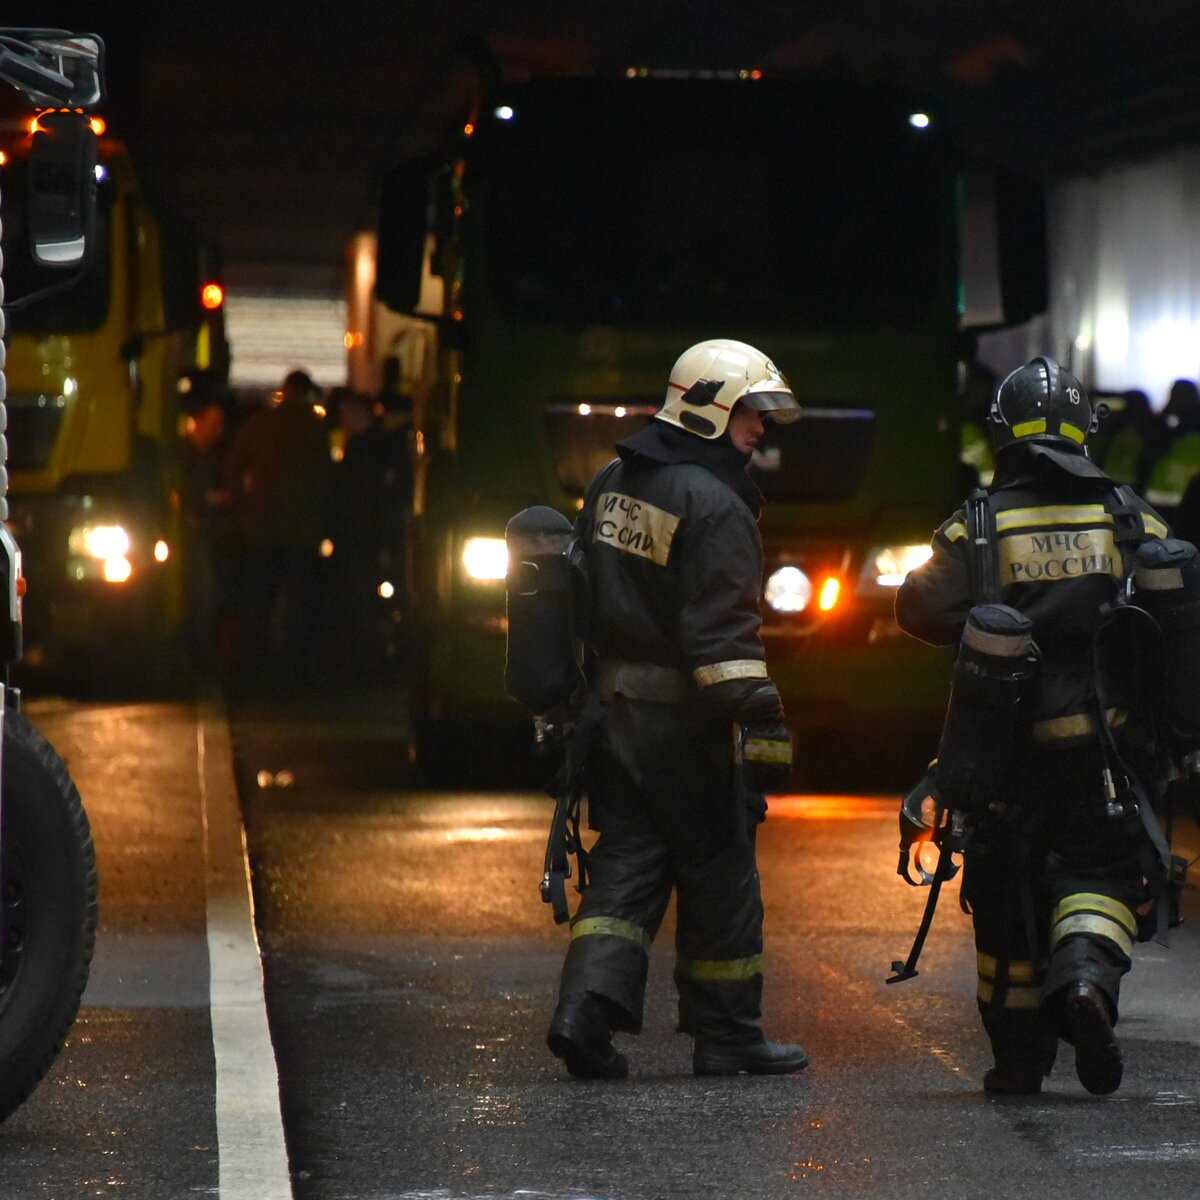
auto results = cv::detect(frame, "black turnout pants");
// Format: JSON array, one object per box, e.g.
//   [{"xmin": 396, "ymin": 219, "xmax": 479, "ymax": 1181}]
[
  {"xmin": 963, "ymin": 740, "xmax": 1145, "ymax": 1069},
  {"xmin": 555, "ymin": 694, "xmax": 767, "ymax": 1041}
]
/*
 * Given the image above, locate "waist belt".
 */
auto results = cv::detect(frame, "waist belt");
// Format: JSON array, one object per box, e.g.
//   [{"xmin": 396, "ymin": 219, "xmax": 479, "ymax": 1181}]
[
  {"xmin": 1031, "ymin": 707, "xmax": 1127, "ymax": 743},
  {"xmin": 596, "ymin": 659, "xmax": 694, "ymax": 704}
]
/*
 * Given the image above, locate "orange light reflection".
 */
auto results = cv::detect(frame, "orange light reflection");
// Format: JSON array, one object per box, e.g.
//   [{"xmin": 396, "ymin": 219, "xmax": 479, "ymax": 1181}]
[{"xmin": 768, "ymin": 796, "xmax": 896, "ymax": 820}]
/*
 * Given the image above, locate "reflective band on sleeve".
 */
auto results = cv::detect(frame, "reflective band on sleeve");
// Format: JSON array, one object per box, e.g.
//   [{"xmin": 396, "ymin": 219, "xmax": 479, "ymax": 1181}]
[
  {"xmin": 1141, "ymin": 512, "xmax": 1169, "ymax": 539},
  {"xmin": 570, "ymin": 915, "xmax": 652, "ymax": 950},
  {"xmin": 743, "ymin": 736, "xmax": 791, "ymax": 765},
  {"xmin": 1052, "ymin": 892, "xmax": 1137, "ymax": 937},
  {"xmin": 1013, "ymin": 418, "xmax": 1048, "ymax": 438},
  {"xmin": 1059, "ymin": 422, "xmax": 1087, "ymax": 444},
  {"xmin": 976, "ymin": 953, "xmax": 1036, "ymax": 983},
  {"xmin": 943, "ymin": 521, "xmax": 968, "ymax": 543},
  {"xmin": 676, "ymin": 953, "xmax": 764, "ymax": 982},
  {"xmin": 1051, "ymin": 913, "xmax": 1134, "ymax": 957},
  {"xmin": 996, "ymin": 504, "xmax": 1113, "ymax": 532},
  {"xmin": 977, "ymin": 979, "xmax": 1040, "ymax": 1009},
  {"xmin": 693, "ymin": 659, "xmax": 769, "ymax": 688}
]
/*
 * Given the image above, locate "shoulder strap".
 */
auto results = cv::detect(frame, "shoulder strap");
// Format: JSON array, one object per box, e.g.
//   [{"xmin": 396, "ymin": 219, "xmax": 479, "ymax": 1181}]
[
  {"xmin": 965, "ymin": 487, "xmax": 1000, "ymax": 606},
  {"xmin": 1104, "ymin": 483, "xmax": 1147, "ymax": 593}
]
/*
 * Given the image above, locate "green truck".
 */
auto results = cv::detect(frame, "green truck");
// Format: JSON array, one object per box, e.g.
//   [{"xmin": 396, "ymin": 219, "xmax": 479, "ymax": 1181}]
[{"xmin": 372, "ymin": 69, "xmax": 1046, "ymax": 784}]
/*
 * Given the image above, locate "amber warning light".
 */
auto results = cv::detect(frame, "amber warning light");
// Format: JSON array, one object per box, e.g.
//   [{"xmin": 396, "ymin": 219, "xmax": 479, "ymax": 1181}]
[{"xmin": 201, "ymin": 282, "xmax": 225, "ymax": 310}]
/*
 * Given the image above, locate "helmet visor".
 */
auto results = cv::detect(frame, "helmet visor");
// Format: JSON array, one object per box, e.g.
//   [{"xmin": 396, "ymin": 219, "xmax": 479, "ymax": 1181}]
[{"xmin": 743, "ymin": 390, "xmax": 801, "ymax": 424}]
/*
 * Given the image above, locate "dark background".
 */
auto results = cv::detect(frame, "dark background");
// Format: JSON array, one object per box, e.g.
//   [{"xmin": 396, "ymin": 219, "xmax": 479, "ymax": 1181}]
[{"xmin": 6, "ymin": 3, "xmax": 1200, "ymax": 290}]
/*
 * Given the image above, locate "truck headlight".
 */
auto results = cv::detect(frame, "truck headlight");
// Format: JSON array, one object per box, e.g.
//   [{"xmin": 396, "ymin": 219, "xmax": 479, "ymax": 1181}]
[
  {"xmin": 765, "ymin": 565, "xmax": 813, "ymax": 613},
  {"xmin": 857, "ymin": 544, "xmax": 932, "ymax": 596},
  {"xmin": 67, "ymin": 522, "xmax": 134, "ymax": 583},
  {"xmin": 461, "ymin": 536, "xmax": 508, "ymax": 583}
]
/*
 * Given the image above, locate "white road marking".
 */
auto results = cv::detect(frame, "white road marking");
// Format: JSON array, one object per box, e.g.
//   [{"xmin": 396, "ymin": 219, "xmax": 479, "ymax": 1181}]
[{"xmin": 198, "ymin": 696, "xmax": 294, "ymax": 1200}]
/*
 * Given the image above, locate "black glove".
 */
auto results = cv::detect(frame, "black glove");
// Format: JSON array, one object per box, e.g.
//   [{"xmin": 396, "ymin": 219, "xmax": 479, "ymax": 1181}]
[
  {"xmin": 737, "ymin": 684, "xmax": 792, "ymax": 792},
  {"xmin": 741, "ymin": 719, "xmax": 793, "ymax": 793}
]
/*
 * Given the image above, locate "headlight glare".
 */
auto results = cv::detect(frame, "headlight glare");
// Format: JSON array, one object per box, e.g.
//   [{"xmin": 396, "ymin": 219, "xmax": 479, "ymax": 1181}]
[
  {"xmin": 462, "ymin": 536, "xmax": 508, "ymax": 583},
  {"xmin": 765, "ymin": 565, "xmax": 812, "ymax": 613},
  {"xmin": 69, "ymin": 522, "xmax": 131, "ymax": 560},
  {"xmin": 859, "ymin": 544, "xmax": 933, "ymax": 592},
  {"xmin": 66, "ymin": 522, "xmax": 136, "ymax": 583}
]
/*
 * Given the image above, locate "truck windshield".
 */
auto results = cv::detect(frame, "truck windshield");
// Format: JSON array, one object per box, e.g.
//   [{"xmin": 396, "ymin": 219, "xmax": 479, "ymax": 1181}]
[
  {"xmin": 0, "ymin": 160, "xmax": 112, "ymax": 334},
  {"xmin": 475, "ymin": 79, "xmax": 950, "ymax": 329}
]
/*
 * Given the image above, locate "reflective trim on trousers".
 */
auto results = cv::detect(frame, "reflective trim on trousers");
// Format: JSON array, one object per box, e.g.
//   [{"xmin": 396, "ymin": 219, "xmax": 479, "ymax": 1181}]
[
  {"xmin": 977, "ymin": 954, "xmax": 1041, "ymax": 1009},
  {"xmin": 1052, "ymin": 912, "xmax": 1134, "ymax": 958},
  {"xmin": 570, "ymin": 915, "xmax": 652, "ymax": 951},
  {"xmin": 977, "ymin": 979, "xmax": 1040, "ymax": 1009},
  {"xmin": 676, "ymin": 953, "xmax": 764, "ymax": 982},
  {"xmin": 976, "ymin": 953, "xmax": 1037, "ymax": 983},
  {"xmin": 1051, "ymin": 893, "xmax": 1136, "ymax": 957}
]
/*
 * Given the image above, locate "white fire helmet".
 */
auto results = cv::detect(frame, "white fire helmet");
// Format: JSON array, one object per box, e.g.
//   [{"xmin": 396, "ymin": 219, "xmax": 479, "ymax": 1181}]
[{"xmin": 656, "ymin": 339, "xmax": 800, "ymax": 440}]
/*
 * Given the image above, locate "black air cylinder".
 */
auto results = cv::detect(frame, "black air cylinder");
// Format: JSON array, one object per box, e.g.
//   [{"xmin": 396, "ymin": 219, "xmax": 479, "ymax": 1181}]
[
  {"xmin": 504, "ymin": 506, "xmax": 584, "ymax": 717},
  {"xmin": 1133, "ymin": 538, "xmax": 1200, "ymax": 753},
  {"xmin": 934, "ymin": 604, "xmax": 1037, "ymax": 813}
]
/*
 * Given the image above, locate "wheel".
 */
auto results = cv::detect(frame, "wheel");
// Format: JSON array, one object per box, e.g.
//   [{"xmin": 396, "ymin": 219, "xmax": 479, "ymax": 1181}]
[{"xmin": 0, "ymin": 709, "xmax": 98, "ymax": 1121}]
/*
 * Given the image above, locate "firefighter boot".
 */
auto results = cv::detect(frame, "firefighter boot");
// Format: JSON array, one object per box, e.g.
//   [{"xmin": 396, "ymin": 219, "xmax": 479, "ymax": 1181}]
[
  {"xmin": 693, "ymin": 1036, "xmax": 810, "ymax": 1076},
  {"xmin": 1065, "ymin": 980, "xmax": 1123, "ymax": 1095},
  {"xmin": 982, "ymin": 1012, "xmax": 1057, "ymax": 1096},
  {"xmin": 547, "ymin": 993, "xmax": 629, "ymax": 1080}
]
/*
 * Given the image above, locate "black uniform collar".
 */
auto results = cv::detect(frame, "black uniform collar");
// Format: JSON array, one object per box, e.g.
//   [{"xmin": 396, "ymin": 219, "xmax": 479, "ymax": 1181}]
[
  {"xmin": 617, "ymin": 422, "xmax": 764, "ymax": 517},
  {"xmin": 993, "ymin": 442, "xmax": 1113, "ymax": 488}
]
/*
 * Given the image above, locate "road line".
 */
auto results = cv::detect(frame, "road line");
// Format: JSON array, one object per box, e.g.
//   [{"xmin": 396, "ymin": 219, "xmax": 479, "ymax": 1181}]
[{"xmin": 198, "ymin": 694, "xmax": 294, "ymax": 1200}]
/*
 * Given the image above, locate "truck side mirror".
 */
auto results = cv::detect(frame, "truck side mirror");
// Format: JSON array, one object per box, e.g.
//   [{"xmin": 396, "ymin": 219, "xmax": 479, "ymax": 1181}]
[
  {"xmin": 0, "ymin": 32, "xmax": 103, "ymax": 107},
  {"xmin": 28, "ymin": 109, "xmax": 97, "ymax": 267}
]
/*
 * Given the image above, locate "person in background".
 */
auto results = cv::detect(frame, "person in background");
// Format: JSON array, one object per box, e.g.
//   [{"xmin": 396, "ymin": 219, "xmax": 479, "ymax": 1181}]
[
  {"xmin": 226, "ymin": 368, "xmax": 334, "ymax": 674},
  {"xmin": 1143, "ymin": 379, "xmax": 1200, "ymax": 514},
  {"xmin": 179, "ymin": 371, "xmax": 233, "ymax": 675}
]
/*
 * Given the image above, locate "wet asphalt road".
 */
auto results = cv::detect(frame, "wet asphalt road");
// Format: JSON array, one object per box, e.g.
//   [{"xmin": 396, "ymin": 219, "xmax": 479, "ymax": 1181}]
[
  {"xmin": 4, "ymin": 699, "xmax": 218, "ymax": 1198},
  {"xmin": 230, "ymin": 680, "xmax": 1200, "ymax": 1200},
  {"xmin": 4, "ymin": 685, "xmax": 1200, "ymax": 1198}
]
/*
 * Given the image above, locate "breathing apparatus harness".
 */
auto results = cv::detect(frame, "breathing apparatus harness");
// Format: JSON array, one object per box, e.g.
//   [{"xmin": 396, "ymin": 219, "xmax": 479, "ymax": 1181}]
[
  {"xmin": 889, "ymin": 488, "xmax": 1034, "ymax": 982},
  {"xmin": 503, "ymin": 504, "xmax": 599, "ymax": 925},
  {"xmin": 889, "ymin": 482, "xmax": 1188, "ymax": 985}
]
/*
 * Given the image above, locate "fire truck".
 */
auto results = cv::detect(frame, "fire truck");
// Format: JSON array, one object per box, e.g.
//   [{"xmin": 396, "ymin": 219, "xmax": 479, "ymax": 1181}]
[{"xmin": 366, "ymin": 68, "xmax": 1046, "ymax": 784}]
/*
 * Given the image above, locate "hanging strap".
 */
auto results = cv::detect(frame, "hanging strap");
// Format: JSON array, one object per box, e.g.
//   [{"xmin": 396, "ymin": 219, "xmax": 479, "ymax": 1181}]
[
  {"xmin": 540, "ymin": 689, "xmax": 604, "ymax": 924},
  {"xmin": 887, "ymin": 792, "xmax": 960, "ymax": 984},
  {"xmin": 966, "ymin": 487, "xmax": 1000, "ymax": 606}
]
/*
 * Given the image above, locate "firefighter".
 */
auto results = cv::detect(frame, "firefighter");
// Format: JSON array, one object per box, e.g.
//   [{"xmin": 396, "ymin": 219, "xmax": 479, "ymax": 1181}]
[
  {"xmin": 545, "ymin": 339, "xmax": 810, "ymax": 1079},
  {"xmin": 896, "ymin": 357, "xmax": 1170, "ymax": 1096}
]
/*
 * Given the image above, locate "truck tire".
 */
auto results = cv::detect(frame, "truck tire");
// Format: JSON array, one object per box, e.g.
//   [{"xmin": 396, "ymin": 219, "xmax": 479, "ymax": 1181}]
[{"xmin": 0, "ymin": 709, "xmax": 98, "ymax": 1121}]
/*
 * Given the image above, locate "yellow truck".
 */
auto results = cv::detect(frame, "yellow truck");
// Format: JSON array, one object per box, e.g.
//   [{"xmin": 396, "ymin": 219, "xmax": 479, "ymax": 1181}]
[{"xmin": 2, "ymin": 113, "xmax": 226, "ymax": 684}]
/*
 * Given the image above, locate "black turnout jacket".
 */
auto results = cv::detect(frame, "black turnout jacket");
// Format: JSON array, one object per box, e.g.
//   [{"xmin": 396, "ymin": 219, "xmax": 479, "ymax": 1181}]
[
  {"xmin": 896, "ymin": 455, "xmax": 1168, "ymax": 726},
  {"xmin": 577, "ymin": 422, "xmax": 776, "ymax": 721}
]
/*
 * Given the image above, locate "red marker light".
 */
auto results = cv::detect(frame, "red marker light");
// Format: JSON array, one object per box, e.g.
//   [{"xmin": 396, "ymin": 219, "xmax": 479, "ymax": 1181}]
[{"xmin": 201, "ymin": 282, "xmax": 225, "ymax": 310}]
